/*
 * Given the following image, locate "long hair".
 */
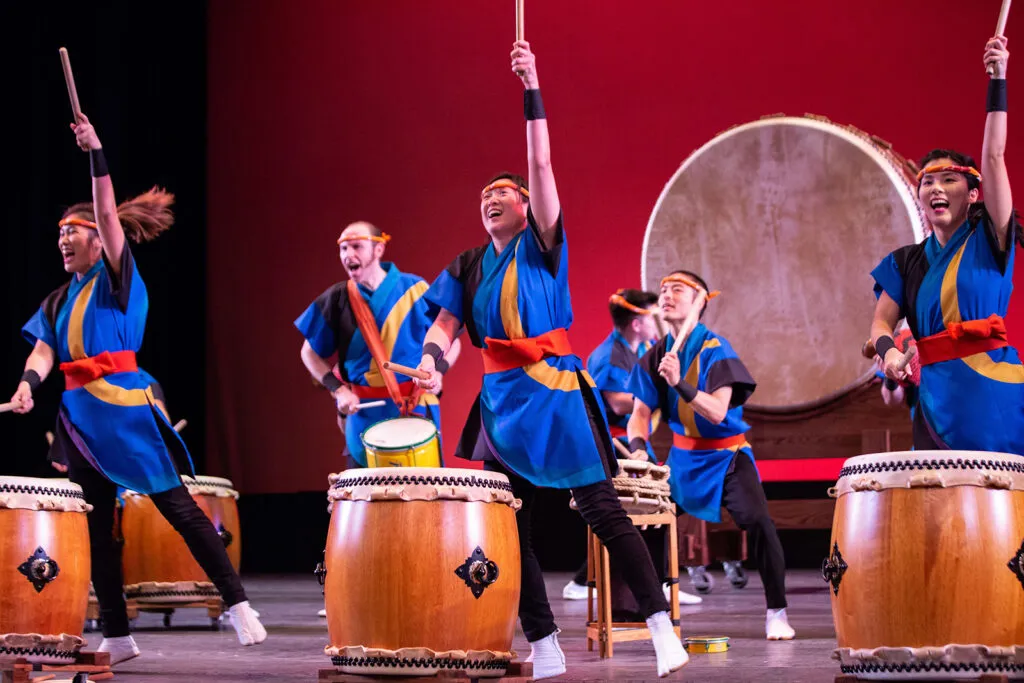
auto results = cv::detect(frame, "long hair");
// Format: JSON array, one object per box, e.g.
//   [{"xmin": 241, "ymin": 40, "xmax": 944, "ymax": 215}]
[{"xmin": 61, "ymin": 186, "xmax": 175, "ymax": 243}]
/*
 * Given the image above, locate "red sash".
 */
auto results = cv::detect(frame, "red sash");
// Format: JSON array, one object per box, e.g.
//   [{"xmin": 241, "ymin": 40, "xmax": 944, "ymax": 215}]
[
  {"xmin": 60, "ymin": 350, "xmax": 138, "ymax": 391},
  {"xmin": 609, "ymin": 425, "xmax": 628, "ymax": 438},
  {"xmin": 916, "ymin": 314, "xmax": 1009, "ymax": 366},
  {"xmin": 346, "ymin": 280, "xmax": 423, "ymax": 414},
  {"xmin": 481, "ymin": 328, "xmax": 573, "ymax": 374},
  {"xmin": 673, "ymin": 432, "xmax": 748, "ymax": 451}
]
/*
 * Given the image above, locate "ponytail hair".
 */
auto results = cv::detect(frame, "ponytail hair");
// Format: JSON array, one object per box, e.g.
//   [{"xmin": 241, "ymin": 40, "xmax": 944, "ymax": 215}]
[{"xmin": 60, "ymin": 186, "xmax": 175, "ymax": 243}]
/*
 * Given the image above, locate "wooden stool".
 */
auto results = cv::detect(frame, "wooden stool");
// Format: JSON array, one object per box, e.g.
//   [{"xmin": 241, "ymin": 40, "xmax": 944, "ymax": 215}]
[{"xmin": 585, "ymin": 511, "xmax": 680, "ymax": 658}]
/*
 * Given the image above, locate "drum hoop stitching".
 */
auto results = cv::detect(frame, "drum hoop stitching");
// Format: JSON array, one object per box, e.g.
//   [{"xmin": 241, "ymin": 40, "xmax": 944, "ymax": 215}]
[
  {"xmin": 841, "ymin": 662, "xmax": 1024, "ymax": 674},
  {"xmin": 0, "ymin": 646, "xmax": 77, "ymax": 659},
  {"xmin": 330, "ymin": 656, "xmax": 511, "ymax": 670},
  {"xmin": 330, "ymin": 475, "xmax": 514, "ymax": 492},
  {"xmin": 0, "ymin": 485, "xmax": 85, "ymax": 499},
  {"xmin": 838, "ymin": 458, "xmax": 1024, "ymax": 478}
]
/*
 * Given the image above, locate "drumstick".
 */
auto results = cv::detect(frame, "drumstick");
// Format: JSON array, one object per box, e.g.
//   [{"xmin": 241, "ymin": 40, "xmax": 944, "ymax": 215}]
[
  {"xmin": 894, "ymin": 345, "xmax": 917, "ymax": 372},
  {"xmin": 669, "ymin": 293, "xmax": 706, "ymax": 354},
  {"xmin": 45, "ymin": 431, "xmax": 55, "ymax": 446},
  {"xmin": 381, "ymin": 361, "xmax": 431, "ymax": 380},
  {"xmin": 516, "ymin": 0, "xmax": 525, "ymax": 42},
  {"xmin": 989, "ymin": 0, "xmax": 1013, "ymax": 75},
  {"xmin": 355, "ymin": 400, "xmax": 387, "ymax": 411},
  {"xmin": 0, "ymin": 402, "xmax": 15, "ymax": 414},
  {"xmin": 173, "ymin": 419, "xmax": 187, "ymax": 432},
  {"xmin": 612, "ymin": 437, "xmax": 633, "ymax": 459},
  {"xmin": 58, "ymin": 47, "xmax": 83, "ymax": 122}
]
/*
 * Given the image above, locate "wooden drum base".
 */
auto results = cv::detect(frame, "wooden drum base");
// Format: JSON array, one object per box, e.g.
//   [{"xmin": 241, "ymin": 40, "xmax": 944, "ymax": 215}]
[{"xmin": 0, "ymin": 651, "xmax": 113, "ymax": 682}]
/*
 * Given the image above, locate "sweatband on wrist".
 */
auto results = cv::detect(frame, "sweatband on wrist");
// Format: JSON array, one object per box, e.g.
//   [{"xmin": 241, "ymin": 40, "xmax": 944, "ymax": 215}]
[
  {"xmin": 524, "ymin": 89, "xmax": 546, "ymax": 120},
  {"xmin": 988, "ymin": 78, "xmax": 1008, "ymax": 112},
  {"xmin": 435, "ymin": 357, "xmax": 450, "ymax": 375},
  {"xmin": 874, "ymin": 335, "xmax": 897, "ymax": 360},
  {"xmin": 883, "ymin": 378, "xmax": 899, "ymax": 391},
  {"xmin": 628, "ymin": 437, "xmax": 648, "ymax": 454},
  {"xmin": 674, "ymin": 380, "xmax": 698, "ymax": 403},
  {"xmin": 89, "ymin": 148, "xmax": 109, "ymax": 177},
  {"xmin": 21, "ymin": 370, "xmax": 42, "ymax": 392},
  {"xmin": 423, "ymin": 342, "xmax": 444, "ymax": 364},
  {"xmin": 320, "ymin": 371, "xmax": 343, "ymax": 393}
]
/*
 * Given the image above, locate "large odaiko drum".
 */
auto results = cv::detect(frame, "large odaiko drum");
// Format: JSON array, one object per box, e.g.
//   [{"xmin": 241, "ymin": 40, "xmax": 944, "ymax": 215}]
[
  {"xmin": 121, "ymin": 475, "xmax": 241, "ymax": 604},
  {"xmin": 0, "ymin": 477, "xmax": 91, "ymax": 664},
  {"xmin": 826, "ymin": 452, "xmax": 1024, "ymax": 679},
  {"xmin": 643, "ymin": 115, "xmax": 925, "ymax": 414},
  {"xmin": 322, "ymin": 468, "xmax": 521, "ymax": 677}
]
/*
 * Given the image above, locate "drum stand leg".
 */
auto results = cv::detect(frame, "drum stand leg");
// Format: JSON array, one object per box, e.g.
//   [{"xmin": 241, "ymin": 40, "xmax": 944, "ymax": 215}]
[{"xmin": 0, "ymin": 652, "xmax": 113, "ymax": 683}]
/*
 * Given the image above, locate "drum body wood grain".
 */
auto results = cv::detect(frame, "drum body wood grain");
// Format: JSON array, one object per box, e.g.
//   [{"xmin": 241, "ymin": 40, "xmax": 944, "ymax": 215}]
[
  {"xmin": 827, "ymin": 452, "xmax": 1024, "ymax": 680},
  {"xmin": 121, "ymin": 476, "xmax": 240, "ymax": 603},
  {"xmin": 323, "ymin": 468, "xmax": 521, "ymax": 677},
  {"xmin": 0, "ymin": 477, "xmax": 91, "ymax": 664}
]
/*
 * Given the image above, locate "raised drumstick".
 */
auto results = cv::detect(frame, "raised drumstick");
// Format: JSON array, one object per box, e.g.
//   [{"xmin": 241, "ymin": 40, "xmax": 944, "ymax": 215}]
[
  {"xmin": 59, "ymin": 47, "xmax": 83, "ymax": 122},
  {"xmin": 516, "ymin": 0, "xmax": 525, "ymax": 42},
  {"xmin": 669, "ymin": 293, "xmax": 706, "ymax": 354},
  {"xmin": 0, "ymin": 402, "xmax": 15, "ymax": 414},
  {"xmin": 381, "ymin": 361, "xmax": 431, "ymax": 381},
  {"xmin": 355, "ymin": 400, "xmax": 387, "ymax": 411},
  {"xmin": 989, "ymin": 0, "xmax": 1013, "ymax": 75},
  {"xmin": 173, "ymin": 419, "xmax": 187, "ymax": 433}
]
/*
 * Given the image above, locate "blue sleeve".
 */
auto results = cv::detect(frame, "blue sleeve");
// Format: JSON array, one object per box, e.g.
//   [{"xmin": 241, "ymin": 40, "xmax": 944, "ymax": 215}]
[
  {"xmin": 423, "ymin": 270, "xmax": 464, "ymax": 324},
  {"xmin": 523, "ymin": 206, "xmax": 566, "ymax": 277},
  {"xmin": 592, "ymin": 363, "xmax": 631, "ymax": 394},
  {"xmin": 22, "ymin": 308, "xmax": 56, "ymax": 350},
  {"xmin": 294, "ymin": 302, "xmax": 336, "ymax": 359},
  {"xmin": 871, "ymin": 253, "xmax": 904, "ymax": 309},
  {"xmin": 626, "ymin": 364, "xmax": 660, "ymax": 410}
]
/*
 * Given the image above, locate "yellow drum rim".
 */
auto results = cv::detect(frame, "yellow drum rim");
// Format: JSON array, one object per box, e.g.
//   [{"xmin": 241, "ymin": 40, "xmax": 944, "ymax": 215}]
[{"xmin": 361, "ymin": 416, "xmax": 438, "ymax": 453}]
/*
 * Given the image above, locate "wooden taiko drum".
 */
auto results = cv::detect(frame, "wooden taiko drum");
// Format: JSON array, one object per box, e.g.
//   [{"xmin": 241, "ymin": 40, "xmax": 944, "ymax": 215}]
[
  {"xmin": 0, "ymin": 477, "xmax": 91, "ymax": 664},
  {"xmin": 571, "ymin": 459, "xmax": 673, "ymax": 514},
  {"xmin": 121, "ymin": 475, "xmax": 241, "ymax": 603},
  {"xmin": 322, "ymin": 468, "xmax": 521, "ymax": 677},
  {"xmin": 827, "ymin": 451, "xmax": 1024, "ymax": 679}
]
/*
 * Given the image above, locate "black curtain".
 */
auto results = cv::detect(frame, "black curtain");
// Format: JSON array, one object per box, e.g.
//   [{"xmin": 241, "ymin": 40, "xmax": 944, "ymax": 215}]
[{"xmin": 0, "ymin": 2, "xmax": 208, "ymax": 477}]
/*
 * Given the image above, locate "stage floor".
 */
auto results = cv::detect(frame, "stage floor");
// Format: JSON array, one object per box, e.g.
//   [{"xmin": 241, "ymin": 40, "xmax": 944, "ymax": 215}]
[{"xmin": 86, "ymin": 569, "xmax": 838, "ymax": 682}]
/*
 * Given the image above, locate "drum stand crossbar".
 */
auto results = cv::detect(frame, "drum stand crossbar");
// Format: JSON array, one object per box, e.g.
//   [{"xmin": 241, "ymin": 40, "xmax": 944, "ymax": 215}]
[
  {"xmin": 586, "ymin": 510, "xmax": 680, "ymax": 657},
  {"xmin": 0, "ymin": 651, "xmax": 113, "ymax": 682},
  {"xmin": 317, "ymin": 662, "xmax": 533, "ymax": 682},
  {"xmin": 125, "ymin": 597, "xmax": 226, "ymax": 630}
]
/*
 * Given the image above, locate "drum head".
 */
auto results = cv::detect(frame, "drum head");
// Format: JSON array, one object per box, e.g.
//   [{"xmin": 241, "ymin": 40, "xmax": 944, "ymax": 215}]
[
  {"xmin": 362, "ymin": 416, "xmax": 437, "ymax": 450},
  {"xmin": 643, "ymin": 116, "xmax": 924, "ymax": 411}
]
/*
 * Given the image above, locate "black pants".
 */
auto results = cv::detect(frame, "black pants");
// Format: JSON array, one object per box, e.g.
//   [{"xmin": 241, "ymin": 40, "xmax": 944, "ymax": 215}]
[
  {"xmin": 67, "ymin": 447, "xmax": 247, "ymax": 637},
  {"xmin": 618, "ymin": 452, "xmax": 787, "ymax": 611},
  {"xmin": 485, "ymin": 461, "xmax": 669, "ymax": 642}
]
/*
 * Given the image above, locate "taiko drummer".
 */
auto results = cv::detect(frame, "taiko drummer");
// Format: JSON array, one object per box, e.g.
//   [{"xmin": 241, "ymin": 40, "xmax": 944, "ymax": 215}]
[{"xmin": 8, "ymin": 113, "xmax": 265, "ymax": 664}]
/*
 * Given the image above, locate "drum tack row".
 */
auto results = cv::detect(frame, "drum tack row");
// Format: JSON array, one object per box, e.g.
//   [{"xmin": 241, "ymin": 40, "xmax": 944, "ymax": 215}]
[{"xmin": 2, "ymin": 448, "xmax": 1022, "ymax": 680}]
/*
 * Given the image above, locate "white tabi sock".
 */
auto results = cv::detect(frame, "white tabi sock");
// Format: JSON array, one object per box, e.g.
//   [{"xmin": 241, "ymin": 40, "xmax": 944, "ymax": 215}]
[
  {"xmin": 228, "ymin": 600, "xmax": 267, "ymax": 646},
  {"xmin": 766, "ymin": 607, "xmax": 795, "ymax": 640},
  {"xmin": 646, "ymin": 611, "xmax": 688, "ymax": 677},
  {"xmin": 97, "ymin": 635, "xmax": 140, "ymax": 665},
  {"xmin": 527, "ymin": 629, "xmax": 566, "ymax": 680}
]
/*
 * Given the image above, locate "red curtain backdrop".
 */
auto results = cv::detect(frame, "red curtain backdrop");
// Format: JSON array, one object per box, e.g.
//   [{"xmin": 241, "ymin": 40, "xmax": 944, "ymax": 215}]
[{"xmin": 207, "ymin": 0, "xmax": 1022, "ymax": 494}]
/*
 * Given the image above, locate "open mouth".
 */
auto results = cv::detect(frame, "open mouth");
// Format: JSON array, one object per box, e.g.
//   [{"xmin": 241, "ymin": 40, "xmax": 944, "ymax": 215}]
[
  {"xmin": 486, "ymin": 207, "xmax": 502, "ymax": 219},
  {"xmin": 61, "ymin": 249, "xmax": 74, "ymax": 263},
  {"xmin": 930, "ymin": 199, "xmax": 950, "ymax": 213}
]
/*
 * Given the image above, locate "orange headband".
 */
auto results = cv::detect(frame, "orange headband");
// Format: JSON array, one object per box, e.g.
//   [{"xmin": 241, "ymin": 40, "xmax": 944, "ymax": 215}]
[
  {"xmin": 915, "ymin": 164, "xmax": 983, "ymax": 183},
  {"xmin": 609, "ymin": 290, "xmax": 653, "ymax": 315},
  {"xmin": 337, "ymin": 232, "xmax": 392, "ymax": 245},
  {"xmin": 660, "ymin": 274, "xmax": 721, "ymax": 300},
  {"xmin": 58, "ymin": 217, "xmax": 98, "ymax": 229},
  {"xmin": 481, "ymin": 179, "xmax": 530, "ymax": 199}
]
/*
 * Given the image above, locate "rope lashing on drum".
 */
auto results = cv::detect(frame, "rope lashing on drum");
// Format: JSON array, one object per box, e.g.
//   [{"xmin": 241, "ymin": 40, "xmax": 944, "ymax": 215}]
[{"xmin": 915, "ymin": 164, "xmax": 983, "ymax": 184}]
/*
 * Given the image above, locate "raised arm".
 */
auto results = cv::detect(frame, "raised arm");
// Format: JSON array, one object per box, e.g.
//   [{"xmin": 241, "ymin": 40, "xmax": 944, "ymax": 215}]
[
  {"xmin": 512, "ymin": 41, "xmax": 560, "ymax": 249},
  {"xmin": 415, "ymin": 308, "xmax": 462, "ymax": 393},
  {"xmin": 982, "ymin": 36, "xmax": 1013, "ymax": 249},
  {"xmin": 8, "ymin": 341, "xmax": 56, "ymax": 414},
  {"xmin": 71, "ymin": 114, "xmax": 126, "ymax": 276}
]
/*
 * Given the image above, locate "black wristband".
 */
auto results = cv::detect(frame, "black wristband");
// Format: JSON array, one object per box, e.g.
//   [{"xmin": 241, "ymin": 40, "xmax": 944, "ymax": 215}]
[
  {"xmin": 883, "ymin": 378, "xmax": 899, "ymax": 391},
  {"xmin": 874, "ymin": 335, "xmax": 897, "ymax": 360},
  {"xmin": 628, "ymin": 437, "xmax": 648, "ymax": 454},
  {"xmin": 435, "ymin": 357, "xmax": 450, "ymax": 375},
  {"xmin": 674, "ymin": 379, "xmax": 698, "ymax": 403},
  {"xmin": 988, "ymin": 78, "xmax": 1008, "ymax": 112},
  {"xmin": 423, "ymin": 342, "xmax": 444, "ymax": 364},
  {"xmin": 20, "ymin": 370, "xmax": 42, "ymax": 392},
  {"xmin": 524, "ymin": 89, "xmax": 546, "ymax": 120},
  {"xmin": 320, "ymin": 371, "xmax": 343, "ymax": 393},
  {"xmin": 89, "ymin": 148, "xmax": 109, "ymax": 177}
]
